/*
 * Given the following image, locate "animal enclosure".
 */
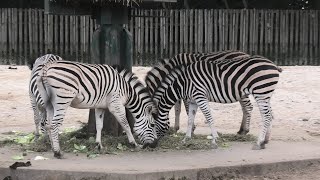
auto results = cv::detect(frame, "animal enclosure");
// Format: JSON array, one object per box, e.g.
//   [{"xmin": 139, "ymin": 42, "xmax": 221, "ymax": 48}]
[{"xmin": 0, "ymin": 8, "xmax": 319, "ymax": 65}]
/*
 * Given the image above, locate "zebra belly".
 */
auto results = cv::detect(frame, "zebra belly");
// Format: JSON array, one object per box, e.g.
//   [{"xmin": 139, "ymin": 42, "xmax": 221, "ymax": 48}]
[{"xmin": 69, "ymin": 93, "xmax": 122, "ymax": 109}]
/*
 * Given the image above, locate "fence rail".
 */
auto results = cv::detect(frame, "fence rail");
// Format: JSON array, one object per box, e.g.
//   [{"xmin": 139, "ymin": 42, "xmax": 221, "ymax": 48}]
[{"xmin": 0, "ymin": 8, "xmax": 319, "ymax": 66}]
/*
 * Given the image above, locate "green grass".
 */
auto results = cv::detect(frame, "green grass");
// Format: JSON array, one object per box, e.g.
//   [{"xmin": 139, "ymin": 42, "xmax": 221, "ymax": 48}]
[{"xmin": 0, "ymin": 125, "xmax": 256, "ymax": 156}]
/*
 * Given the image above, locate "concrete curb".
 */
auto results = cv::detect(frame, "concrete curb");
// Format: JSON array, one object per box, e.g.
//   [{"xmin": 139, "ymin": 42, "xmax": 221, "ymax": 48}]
[{"xmin": 1, "ymin": 158, "xmax": 319, "ymax": 180}]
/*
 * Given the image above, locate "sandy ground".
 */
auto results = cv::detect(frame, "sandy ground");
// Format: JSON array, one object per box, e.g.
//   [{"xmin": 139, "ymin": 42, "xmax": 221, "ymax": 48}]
[{"xmin": 0, "ymin": 65, "xmax": 320, "ymax": 143}]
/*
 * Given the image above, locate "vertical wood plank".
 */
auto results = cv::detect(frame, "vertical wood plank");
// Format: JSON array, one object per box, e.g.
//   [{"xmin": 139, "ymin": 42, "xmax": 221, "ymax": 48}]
[
  {"xmin": 8, "ymin": 9, "xmax": 12, "ymax": 63},
  {"xmin": 169, "ymin": 10, "xmax": 173, "ymax": 57},
  {"xmin": 284, "ymin": 10, "xmax": 289, "ymax": 65},
  {"xmin": 34, "ymin": 10, "xmax": 39, "ymax": 59},
  {"xmin": 39, "ymin": 10, "xmax": 43, "ymax": 55},
  {"xmin": 315, "ymin": 11, "xmax": 319, "ymax": 65},
  {"xmin": 60, "ymin": 15, "xmax": 64, "ymax": 58},
  {"xmin": 137, "ymin": 10, "xmax": 141, "ymax": 64},
  {"xmin": 303, "ymin": 11, "xmax": 308, "ymax": 64},
  {"xmin": 274, "ymin": 10, "xmax": 280, "ymax": 63},
  {"xmin": 160, "ymin": 10, "xmax": 164, "ymax": 60},
  {"xmin": 179, "ymin": 10, "xmax": 183, "ymax": 53},
  {"xmin": 174, "ymin": 10, "xmax": 179, "ymax": 54},
  {"xmin": 198, "ymin": 9, "xmax": 203, "ymax": 52},
  {"xmin": 190, "ymin": 9, "xmax": 194, "ymax": 53},
  {"xmin": 249, "ymin": 9, "xmax": 254, "ymax": 54},
  {"xmin": 129, "ymin": 10, "xmax": 134, "ymax": 63},
  {"xmin": 299, "ymin": 11, "xmax": 304, "ymax": 64},
  {"xmin": 0, "ymin": 9, "xmax": 3, "ymax": 59},
  {"xmin": 213, "ymin": 9, "xmax": 218, "ymax": 51},
  {"xmin": 208, "ymin": 9, "xmax": 213, "ymax": 52},
  {"xmin": 183, "ymin": 9, "xmax": 188, "ymax": 53},
  {"xmin": 150, "ymin": 10, "xmax": 154, "ymax": 63},
  {"xmin": 154, "ymin": 10, "xmax": 159, "ymax": 60},
  {"xmin": 269, "ymin": 10, "xmax": 274, "ymax": 60},
  {"xmin": 145, "ymin": 11, "xmax": 149, "ymax": 63}
]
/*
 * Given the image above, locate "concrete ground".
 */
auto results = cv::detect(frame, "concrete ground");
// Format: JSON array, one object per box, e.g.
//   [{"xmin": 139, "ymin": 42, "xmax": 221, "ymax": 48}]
[{"xmin": 0, "ymin": 141, "xmax": 320, "ymax": 180}]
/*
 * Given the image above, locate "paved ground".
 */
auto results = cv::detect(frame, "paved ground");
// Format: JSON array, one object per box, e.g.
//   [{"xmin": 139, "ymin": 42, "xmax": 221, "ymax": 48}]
[{"xmin": 1, "ymin": 141, "xmax": 320, "ymax": 180}]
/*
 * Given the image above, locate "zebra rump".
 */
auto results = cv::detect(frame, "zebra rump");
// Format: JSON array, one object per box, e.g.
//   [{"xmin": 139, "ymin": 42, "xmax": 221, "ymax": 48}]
[
  {"xmin": 29, "ymin": 54, "xmax": 63, "ymax": 138},
  {"xmin": 153, "ymin": 55, "xmax": 281, "ymax": 150}
]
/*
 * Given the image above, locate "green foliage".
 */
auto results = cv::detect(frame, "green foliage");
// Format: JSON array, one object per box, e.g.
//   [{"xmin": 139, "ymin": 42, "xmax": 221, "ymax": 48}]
[{"xmin": 0, "ymin": 125, "xmax": 256, "ymax": 157}]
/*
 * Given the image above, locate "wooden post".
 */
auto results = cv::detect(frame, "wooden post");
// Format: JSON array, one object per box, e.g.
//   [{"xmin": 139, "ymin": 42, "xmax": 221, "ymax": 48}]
[{"xmin": 88, "ymin": 5, "xmax": 134, "ymax": 137}]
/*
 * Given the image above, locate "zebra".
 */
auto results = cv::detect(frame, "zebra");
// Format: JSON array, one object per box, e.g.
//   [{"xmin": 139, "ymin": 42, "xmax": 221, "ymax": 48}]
[
  {"xmin": 32, "ymin": 59, "xmax": 157, "ymax": 158},
  {"xmin": 29, "ymin": 54, "xmax": 63, "ymax": 139},
  {"xmin": 153, "ymin": 55, "xmax": 282, "ymax": 150},
  {"xmin": 145, "ymin": 51, "xmax": 252, "ymax": 134}
]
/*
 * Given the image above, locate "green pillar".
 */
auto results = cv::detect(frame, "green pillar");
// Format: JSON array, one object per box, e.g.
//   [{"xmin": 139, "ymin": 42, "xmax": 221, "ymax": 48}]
[{"xmin": 87, "ymin": 6, "xmax": 133, "ymax": 136}]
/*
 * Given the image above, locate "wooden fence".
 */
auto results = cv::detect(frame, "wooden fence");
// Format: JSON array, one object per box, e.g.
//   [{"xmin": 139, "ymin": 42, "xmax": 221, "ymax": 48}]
[{"xmin": 0, "ymin": 8, "xmax": 319, "ymax": 66}]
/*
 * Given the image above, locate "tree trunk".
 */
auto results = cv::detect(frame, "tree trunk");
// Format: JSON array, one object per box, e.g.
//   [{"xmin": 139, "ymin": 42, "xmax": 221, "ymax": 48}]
[{"xmin": 87, "ymin": 6, "xmax": 133, "ymax": 137}]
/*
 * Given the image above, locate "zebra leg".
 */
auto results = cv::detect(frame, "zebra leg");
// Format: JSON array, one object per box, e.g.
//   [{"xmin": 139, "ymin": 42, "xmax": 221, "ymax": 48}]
[
  {"xmin": 195, "ymin": 97, "xmax": 219, "ymax": 149},
  {"xmin": 182, "ymin": 101, "xmax": 198, "ymax": 143},
  {"xmin": 95, "ymin": 108, "xmax": 105, "ymax": 150},
  {"xmin": 252, "ymin": 95, "xmax": 273, "ymax": 150},
  {"xmin": 30, "ymin": 93, "xmax": 41, "ymax": 140},
  {"xmin": 48, "ymin": 93, "xmax": 73, "ymax": 158},
  {"xmin": 174, "ymin": 100, "xmax": 182, "ymax": 132},
  {"xmin": 44, "ymin": 102, "xmax": 62, "ymax": 158},
  {"xmin": 108, "ymin": 99, "xmax": 140, "ymax": 148},
  {"xmin": 264, "ymin": 107, "xmax": 274, "ymax": 144},
  {"xmin": 237, "ymin": 96, "xmax": 253, "ymax": 135},
  {"xmin": 183, "ymin": 99, "xmax": 196, "ymax": 134}
]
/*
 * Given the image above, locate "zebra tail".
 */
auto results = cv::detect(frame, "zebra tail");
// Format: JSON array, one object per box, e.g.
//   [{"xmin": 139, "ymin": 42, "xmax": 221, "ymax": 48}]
[{"xmin": 35, "ymin": 69, "xmax": 51, "ymax": 108}]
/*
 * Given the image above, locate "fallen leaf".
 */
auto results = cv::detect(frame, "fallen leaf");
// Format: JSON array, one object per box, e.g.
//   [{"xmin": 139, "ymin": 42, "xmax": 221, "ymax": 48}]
[{"xmin": 12, "ymin": 155, "xmax": 24, "ymax": 160}]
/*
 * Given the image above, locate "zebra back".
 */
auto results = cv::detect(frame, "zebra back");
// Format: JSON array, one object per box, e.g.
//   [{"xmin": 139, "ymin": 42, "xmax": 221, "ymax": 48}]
[{"xmin": 145, "ymin": 50, "xmax": 250, "ymax": 96}]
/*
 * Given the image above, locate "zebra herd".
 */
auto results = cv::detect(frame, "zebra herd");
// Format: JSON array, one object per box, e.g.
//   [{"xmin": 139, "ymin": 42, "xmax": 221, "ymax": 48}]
[{"xmin": 28, "ymin": 50, "xmax": 281, "ymax": 158}]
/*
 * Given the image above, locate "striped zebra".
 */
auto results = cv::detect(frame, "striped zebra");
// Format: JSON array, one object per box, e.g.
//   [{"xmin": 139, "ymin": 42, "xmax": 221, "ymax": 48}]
[
  {"xmin": 29, "ymin": 54, "xmax": 63, "ymax": 139},
  {"xmin": 153, "ymin": 55, "xmax": 281, "ymax": 150},
  {"xmin": 32, "ymin": 59, "xmax": 157, "ymax": 158},
  {"xmin": 145, "ymin": 51, "xmax": 252, "ymax": 134}
]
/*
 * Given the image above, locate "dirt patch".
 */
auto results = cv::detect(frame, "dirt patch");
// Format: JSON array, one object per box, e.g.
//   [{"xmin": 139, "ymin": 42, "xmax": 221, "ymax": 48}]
[{"xmin": 0, "ymin": 65, "xmax": 319, "ymax": 146}]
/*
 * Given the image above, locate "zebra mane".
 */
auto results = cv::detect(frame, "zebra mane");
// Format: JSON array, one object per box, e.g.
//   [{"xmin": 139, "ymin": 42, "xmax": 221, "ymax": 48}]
[
  {"xmin": 118, "ymin": 68, "xmax": 155, "ymax": 108},
  {"xmin": 153, "ymin": 64, "xmax": 186, "ymax": 103},
  {"xmin": 145, "ymin": 53, "xmax": 188, "ymax": 96}
]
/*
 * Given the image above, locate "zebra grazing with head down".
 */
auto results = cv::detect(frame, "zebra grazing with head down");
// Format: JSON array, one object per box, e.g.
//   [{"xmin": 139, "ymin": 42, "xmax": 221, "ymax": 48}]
[
  {"xmin": 153, "ymin": 55, "xmax": 282, "ymax": 150},
  {"xmin": 31, "ymin": 57, "xmax": 157, "ymax": 158},
  {"xmin": 29, "ymin": 54, "xmax": 63, "ymax": 139},
  {"xmin": 145, "ymin": 50, "xmax": 252, "ymax": 134}
]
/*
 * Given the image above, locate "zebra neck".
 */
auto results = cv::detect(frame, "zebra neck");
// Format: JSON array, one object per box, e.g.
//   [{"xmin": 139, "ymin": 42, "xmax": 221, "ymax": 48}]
[
  {"xmin": 158, "ymin": 84, "xmax": 183, "ymax": 115},
  {"xmin": 125, "ymin": 89, "xmax": 149, "ymax": 120}
]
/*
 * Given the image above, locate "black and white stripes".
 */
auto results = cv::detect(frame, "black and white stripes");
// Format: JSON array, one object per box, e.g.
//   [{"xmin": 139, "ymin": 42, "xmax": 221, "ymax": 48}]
[
  {"xmin": 29, "ymin": 54, "xmax": 63, "ymax": 139},
  {"xmin": 29, "ymin": 55, "xmax": 157, "ymax": 158},
  {"xmin": 145, "ymin": 51, "xmax": 252, "ymax": 134},
  {"xmin": 153, "ymin": 55, "xmax": 281, "ymax": 149}
]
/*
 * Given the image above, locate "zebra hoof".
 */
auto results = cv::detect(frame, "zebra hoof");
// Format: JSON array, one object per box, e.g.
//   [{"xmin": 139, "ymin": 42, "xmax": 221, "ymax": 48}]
[
  {"xmin": 174, "ymin": 127, "xmax": 180, "ymax": 132},
  {"xmin": 211, "ymin": 143, "xmax": 218, "ymax": 149},
  {"xmin": 182, "ymin": 136, "xmax": 191, "ymax": 144},
  {"xmin": 252, "ymin": 143, "xmax": 266, "ymax": 150},
  {"xmin": 54, "ymin": 151, "xmax": 63, "ymax": 159},
  {"xmin": 95, "ymin": 143, "xmax": 103, "ymax": 151},
  {"xmin": 34, "ymin": 134, "xmax": 40, "ymax": 141},
  {"xmin": 135, "ymin": 144, "xmax": 143, "ymax": 150},
  {"xmin": 237, "ymin": 128, "xmax": 249, "ymax": 135}
]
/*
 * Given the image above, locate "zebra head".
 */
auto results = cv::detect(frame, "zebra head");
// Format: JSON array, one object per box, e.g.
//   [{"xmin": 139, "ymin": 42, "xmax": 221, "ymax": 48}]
[
  {"xmin": 133, "ymin": 101, "xmax": 158, "ymax": 148},
  {"xmin": 119, "ymin": 69, "xmax": 158, "ymax": 148}
]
